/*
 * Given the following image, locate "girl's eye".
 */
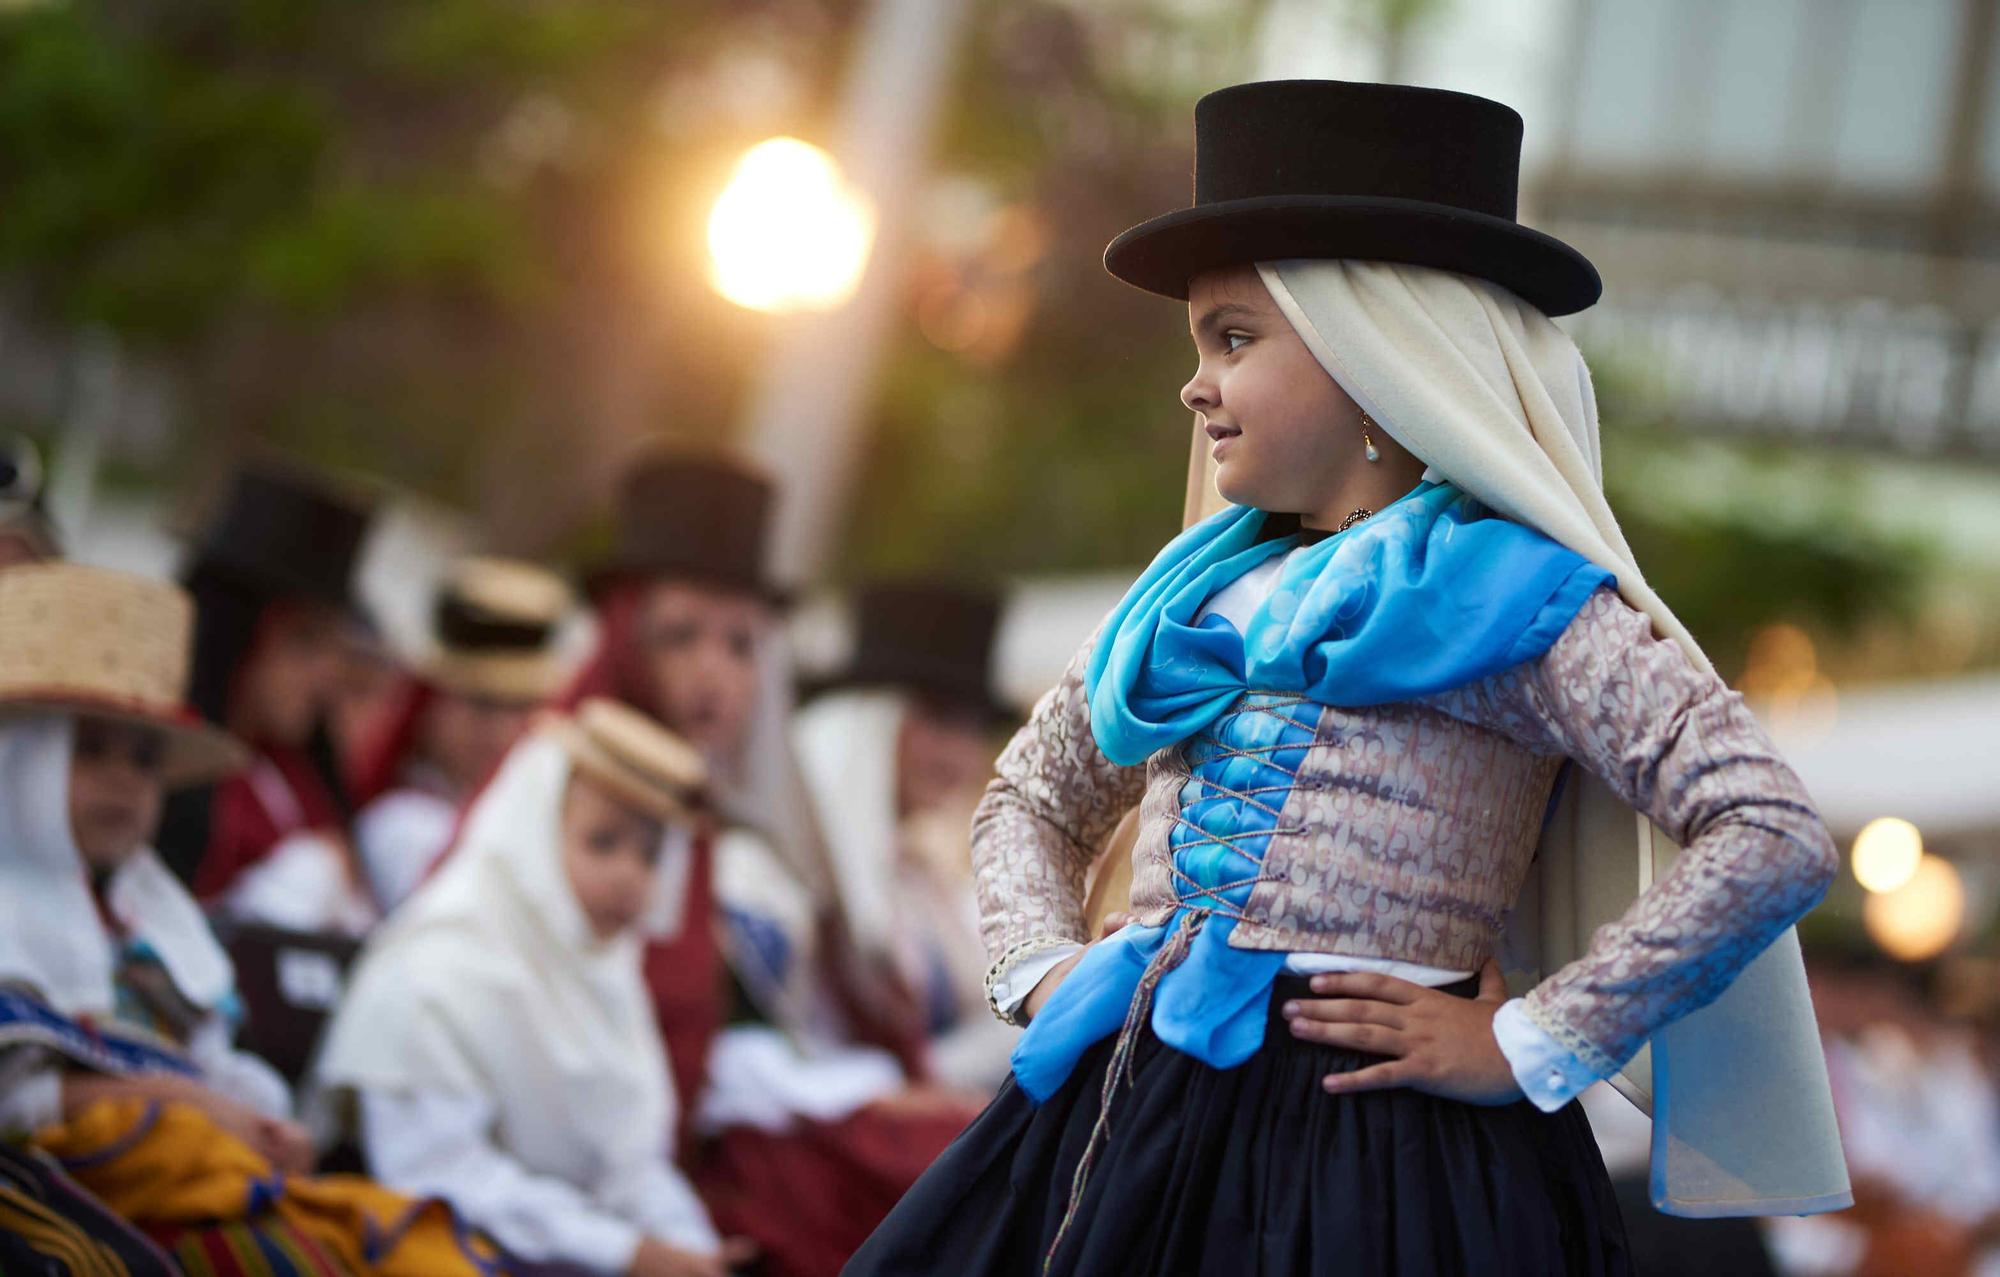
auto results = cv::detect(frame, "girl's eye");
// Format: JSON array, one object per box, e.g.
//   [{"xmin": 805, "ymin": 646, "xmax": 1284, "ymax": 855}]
[
  {"xmin": 588, "ymin": 827, "xmax": 621, "ymax": 853},
  {"xmin": 726, "ymin": 629, "xmax": 754, "ymax": 660},
  {"xmin": 1224, "ymin": 331, "xmax": 1251, "ymax": 353}
]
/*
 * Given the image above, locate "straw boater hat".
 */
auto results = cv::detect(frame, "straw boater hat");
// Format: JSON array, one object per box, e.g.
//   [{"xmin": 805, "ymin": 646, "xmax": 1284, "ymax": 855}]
[
  {"xmin": 0, "ymin": 564, "xmax": 248, "ymax": 786},
  {"xmin": 425, "ymin": 557, "xmax": 573, "ymax": 704},
  {"xmin": 552, "ymin": 697, "xmax": 707, "ymax": 823}
]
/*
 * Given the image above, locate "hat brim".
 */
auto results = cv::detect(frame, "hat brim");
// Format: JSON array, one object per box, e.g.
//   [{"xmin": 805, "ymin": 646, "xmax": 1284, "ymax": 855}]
[
  {"xmin": 424, "ymin": 651, "xmax": 570, "ymax": 706},
  {"xmin": 0, "ymin": 694, "xmax": 248, "ymax": 789},
  {"xmin": 550, "ymin": 716, "xmax": 702, "ymax": 825},
  {"xmin": 584, "ymin": 562, "xmax": 793, "ymax": 610},
  {"xmin": 1103, "ymin": 195, "xmax": 1601, "ymax": 316}
]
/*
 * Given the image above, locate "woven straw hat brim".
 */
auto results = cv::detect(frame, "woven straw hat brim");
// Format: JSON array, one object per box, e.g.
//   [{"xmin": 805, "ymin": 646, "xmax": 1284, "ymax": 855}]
[
  {"xmin": 0, "ymin": 693, "xmax": 247, "ymax": 789},
  {"xmin": 424, "ymin": 650, "xmax": 570, "ymax": 705},
  {"xmin": 550, "ymin": 716, "xmax": 701, "ymax": 825},
  {"xmin": 1103, "ymin": 194, "xmax": 1602, "ymax": 316}
]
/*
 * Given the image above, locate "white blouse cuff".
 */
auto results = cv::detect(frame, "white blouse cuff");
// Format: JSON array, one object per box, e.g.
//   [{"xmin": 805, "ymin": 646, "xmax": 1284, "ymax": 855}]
[
  {"xmin": 991, "ymin": 944, "xmax": 1082, "ymax": 1018},
  {"xmin": 1492, "ymin": 998, "xmax": 1603, "ymax": 1112}
]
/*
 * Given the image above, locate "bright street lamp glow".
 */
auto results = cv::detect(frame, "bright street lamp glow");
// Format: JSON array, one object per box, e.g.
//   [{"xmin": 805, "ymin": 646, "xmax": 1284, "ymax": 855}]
[
  {"xmin": 1851, "ymin": 816, "xmax": 1923, "ymax": 894},
  {"xmin": 707, "ymin": 137, "xmax": 874, "ymax": 313},
  {"xmin": 1862, "ymin": 854, "xmax": 1964, "ymax": 962}
]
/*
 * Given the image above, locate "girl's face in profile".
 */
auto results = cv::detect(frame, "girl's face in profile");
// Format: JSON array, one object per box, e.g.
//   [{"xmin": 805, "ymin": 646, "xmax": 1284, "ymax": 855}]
[
  {"xmin": 1180, "ymin": 264, "xmax": 1370, "ymax": 514},
  {"xmin": 68, "ymin": 716, "xmax": 167, "ymax": 875},
  {"xmin": 636, "ymin": 581, "xmax": 769, "ymax": 771},
  {"xmin": 558, "ymin": 771, "xmax": 664, "ymax": 940}
]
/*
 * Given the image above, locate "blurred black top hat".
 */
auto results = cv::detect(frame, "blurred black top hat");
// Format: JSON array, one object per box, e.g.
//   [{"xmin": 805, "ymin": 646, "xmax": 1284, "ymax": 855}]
[
  {"xmin": 593, "ymin": 449, "xmax": 785, "ymax": 603},
  {"xmin": 1, "ymin": 435, "xmax": 60, "ymax": 559},
  {"xmin": 184, "ymin": 463, "xmax": 372, "ymax": 610},
  {"xmin": 812, "ymin": 581, "xmax": 1013, "ymax": 724},
  {"xmin": 1104, "ymin": 80, "xmax": 1601, "ymax": 316}
]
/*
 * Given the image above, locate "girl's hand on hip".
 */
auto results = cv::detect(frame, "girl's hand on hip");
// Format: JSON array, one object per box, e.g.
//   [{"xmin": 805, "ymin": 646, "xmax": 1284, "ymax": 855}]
[{"xmin": 1281, "ymin": 958, "xmax": 1524, "ymax": 1106}]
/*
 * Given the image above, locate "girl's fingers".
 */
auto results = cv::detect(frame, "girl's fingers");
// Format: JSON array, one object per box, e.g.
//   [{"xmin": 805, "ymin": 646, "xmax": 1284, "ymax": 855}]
[
  {"xmin": 1306, "ymin": 971, "xmax": 1421, "ymax": 1003},
  {"xmin": 1289, "ymin": 1018, "xmax": 1405, "ymax": 1055},
  {"xmin": 1281, "ymin": 997, "xmax": 1405, "ymax": 1028},
  {"xmin": 1475, "ymin": 957, "xmax": 1507, "ymax": 1002},
  {"xmin": 1323, "ymin": 1060, "xmax": 1410, "ymax": 1094}
]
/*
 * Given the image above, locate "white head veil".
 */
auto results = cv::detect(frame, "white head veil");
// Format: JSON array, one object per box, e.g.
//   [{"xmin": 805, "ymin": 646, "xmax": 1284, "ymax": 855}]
[
  {"xmin": 317, "ymin": 728, "xmax": 679, "ymax": 1186},
  {"xmin": 1170, "ymin": 259, "xmax": 1846, "ymax": 1217},
  {"xmin": 0, "ymin": 714, "xmax": 233, "ymax": 1019}
]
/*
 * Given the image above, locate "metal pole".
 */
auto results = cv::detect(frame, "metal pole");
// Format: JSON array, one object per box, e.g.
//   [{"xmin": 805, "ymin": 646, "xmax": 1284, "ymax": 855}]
[{"xmin": 741, "ymin": 0, "xmax": 974, "ymax": 585}]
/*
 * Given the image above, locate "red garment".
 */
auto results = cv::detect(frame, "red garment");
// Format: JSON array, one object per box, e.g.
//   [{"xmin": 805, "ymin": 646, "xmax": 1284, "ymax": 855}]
[
  {"xmin": 344, "ymin": 678, "xmax": 435, "ymax": 809},
  {"xmin": 644, "ymin": 829, "xmax": 726, "ymax": 1161},
  {"xmin": 695, "ymin": 1106, "xmax": 976, "ymax": 1277},
  {"xmin": 190, "ymin": 744, "xmax": 347, "ymax": 902}
]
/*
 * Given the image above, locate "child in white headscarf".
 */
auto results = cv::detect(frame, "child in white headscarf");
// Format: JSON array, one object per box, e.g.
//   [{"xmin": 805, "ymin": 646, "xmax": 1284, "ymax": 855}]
[
  {"xmin": 1, "ymin": 563, "xmax": 509, "ymax": 1276},
  {"xmin": 317, "ymin": 699, "xmax": 755, "ymax": 1277},
  {"xmin": 0, "ymin": 564, "xmax": 295, "ymax": 1156}
]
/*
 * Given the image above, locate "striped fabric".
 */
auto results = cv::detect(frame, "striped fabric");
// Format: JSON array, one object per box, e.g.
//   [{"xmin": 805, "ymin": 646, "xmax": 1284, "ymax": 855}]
[
  {"xmin": 162, "ymin": 1219, "xmax": 356, "ymax": 1277},
  {"xmin": 0, "ymin": 1141, "xmax": 176, "ymax": 1276}
]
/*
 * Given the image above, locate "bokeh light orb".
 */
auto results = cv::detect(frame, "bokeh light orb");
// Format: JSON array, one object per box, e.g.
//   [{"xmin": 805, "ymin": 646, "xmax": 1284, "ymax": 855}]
[
  {"xmin": 707, "ymin": 138, "xmax": 874, "ymax": 313},
  {"xmin": 1851, "ymin": 816, "xmax": 1924, "ymax": 894},
  {"xmin": 1862, "ymin": 854, "xmax": 1964, "ymax": 963}
]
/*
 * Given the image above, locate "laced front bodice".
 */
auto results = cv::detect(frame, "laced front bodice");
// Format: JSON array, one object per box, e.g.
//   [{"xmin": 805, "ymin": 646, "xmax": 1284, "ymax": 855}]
[{"xmin": 1166, "ymin": 693, "xmax": 1316, "ymax": 924}]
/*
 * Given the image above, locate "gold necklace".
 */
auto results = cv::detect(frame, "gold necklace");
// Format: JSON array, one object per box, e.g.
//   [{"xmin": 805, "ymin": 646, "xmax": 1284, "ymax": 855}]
[{"xmin": 1335, "ymin": 507, "xmax": 1375, "ymax": 533}]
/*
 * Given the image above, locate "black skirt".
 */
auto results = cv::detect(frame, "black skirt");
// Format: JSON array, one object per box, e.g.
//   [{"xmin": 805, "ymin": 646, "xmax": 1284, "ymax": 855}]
[{"xmin": 845, "ymin": 975, "xmax": 1631, "ymax": 1277}]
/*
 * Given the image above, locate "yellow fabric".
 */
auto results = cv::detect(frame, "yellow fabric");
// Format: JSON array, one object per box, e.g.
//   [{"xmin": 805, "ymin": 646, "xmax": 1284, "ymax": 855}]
[{"xmin": 33, "ymin": 1099, "xmax": 502, "ymax": 1277}]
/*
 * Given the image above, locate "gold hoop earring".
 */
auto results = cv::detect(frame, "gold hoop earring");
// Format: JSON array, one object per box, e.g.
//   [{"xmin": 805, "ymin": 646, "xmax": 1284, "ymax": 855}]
[{"xmin": 1360, "ymin": 412, "xmax": 1381, "ymax": 463}]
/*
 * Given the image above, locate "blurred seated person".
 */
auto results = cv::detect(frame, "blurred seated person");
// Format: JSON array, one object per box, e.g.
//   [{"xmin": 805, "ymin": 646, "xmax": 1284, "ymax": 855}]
[
  {"xmin": 159, "ymin": 463, "xmax": 380, "ymax": 937},
  {"xmin": 349, "ymin": 557, "xmax": 573, "ymax": 910},
  {"xmin": 318, "ymin": 700, "xmax": 754, "ymax": 1277},
  {"xmin": 568, "ymin": 450, "xmax": 979, "ymax": 1277},
  {"xmin": 0, "ymin": 564, "xmax": 504, "ymax": 1275},
  {"xmin": 793, "ymin": 581, "xmax": 1018, "ymax": 1093}
]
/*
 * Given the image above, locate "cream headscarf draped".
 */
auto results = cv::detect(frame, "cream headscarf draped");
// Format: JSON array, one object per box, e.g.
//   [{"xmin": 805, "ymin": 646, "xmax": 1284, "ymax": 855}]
[
  {"xmin": 1179, "ymin": 259, "xmax": 1845, "ymax": 1217},
  {"xmin": 316, "ymin": 728, "xmax": 690, "ymax": 1209}
]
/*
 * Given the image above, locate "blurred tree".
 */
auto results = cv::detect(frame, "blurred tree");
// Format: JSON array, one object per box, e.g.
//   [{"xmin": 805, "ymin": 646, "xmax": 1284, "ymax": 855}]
[{"xmin": 0, "ymin": 0, "xmax": 858, "ymax": 545}]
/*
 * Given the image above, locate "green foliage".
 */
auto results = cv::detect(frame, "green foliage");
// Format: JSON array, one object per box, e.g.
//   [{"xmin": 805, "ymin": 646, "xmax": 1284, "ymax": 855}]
[{"xmin": 0, "ymin": 3, "xmax": 326, "ymax": 338}]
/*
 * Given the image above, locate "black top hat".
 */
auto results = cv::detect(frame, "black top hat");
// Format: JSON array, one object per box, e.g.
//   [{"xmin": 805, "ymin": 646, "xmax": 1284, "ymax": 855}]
[
  {"xmin": 1104, "ymin": 80, "xmax": 1600, "ymax": 316},
  {"xmin": 594, "ymin": 451, "xmax": 784, "ymax": 601},
  {"xmin": 814, "ymin": 581, "xmax": 1013, "ymax": 723},
  {"xmin": 185, "ymin": 464, "xmax": 371, "ymax": 609}
]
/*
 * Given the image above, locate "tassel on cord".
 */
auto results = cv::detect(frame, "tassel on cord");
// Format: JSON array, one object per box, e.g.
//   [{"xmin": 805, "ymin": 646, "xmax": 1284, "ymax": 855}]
[{"xmin": 1042, "ymin": 915, "xmax": 1198, "ymax": 1275}]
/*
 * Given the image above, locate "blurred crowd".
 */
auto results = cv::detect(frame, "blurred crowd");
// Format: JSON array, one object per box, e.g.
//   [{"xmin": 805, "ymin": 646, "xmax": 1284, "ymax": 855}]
[
  {"xmin": 0, "ymin": 438, "xmax": 1015, "ymax": 1277},
  {"xmin": 3, "ymin": 428, "xmax": 1998, "ymax": 1277}
]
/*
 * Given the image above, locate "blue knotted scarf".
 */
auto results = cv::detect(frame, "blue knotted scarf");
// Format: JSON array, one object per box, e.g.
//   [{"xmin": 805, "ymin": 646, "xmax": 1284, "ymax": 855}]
[{"xmin": 1011, "ymin": 481, "xmax": 1615, "ymax": 1101}]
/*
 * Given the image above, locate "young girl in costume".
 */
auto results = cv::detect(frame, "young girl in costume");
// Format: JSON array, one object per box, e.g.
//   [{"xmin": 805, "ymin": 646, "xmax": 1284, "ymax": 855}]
[
  {"xmin": 349, "ymin": 556, "xmax": 573, "ymax": 911},
  {"xmin": 0, "ymin": 563, "xmax": 505, "ymax": 1276},
  {"xmin": 318, "ymin": 698, "xmax": 753, "ymax": 1277},
  {"xmin": 848, "ymin": 80, "xmax": 1851, "ymax": 1277}
]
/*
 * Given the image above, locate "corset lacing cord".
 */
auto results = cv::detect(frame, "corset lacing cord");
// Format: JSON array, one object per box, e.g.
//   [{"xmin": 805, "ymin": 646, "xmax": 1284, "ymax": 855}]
[{"xmin": 1042, "ymin": 694, "xmax": 1309, "ymax": 1274}]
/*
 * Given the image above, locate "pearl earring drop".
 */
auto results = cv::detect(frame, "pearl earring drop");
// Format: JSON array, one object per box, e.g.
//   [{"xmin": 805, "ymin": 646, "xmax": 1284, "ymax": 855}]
[{"xmin": 1360, "ymin": 412, "xmax": 1381, "ymax": 463}]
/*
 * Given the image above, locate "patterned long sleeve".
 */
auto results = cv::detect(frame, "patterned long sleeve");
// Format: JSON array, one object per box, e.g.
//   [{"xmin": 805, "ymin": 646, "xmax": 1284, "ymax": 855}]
[
  {"xmin": 971, "ymin": 631, "xmax": 1149, "ymax": 963},
  {"xmin": 1429, "ymin": 587, "xmax": 1840, "ymax": 1077}
]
